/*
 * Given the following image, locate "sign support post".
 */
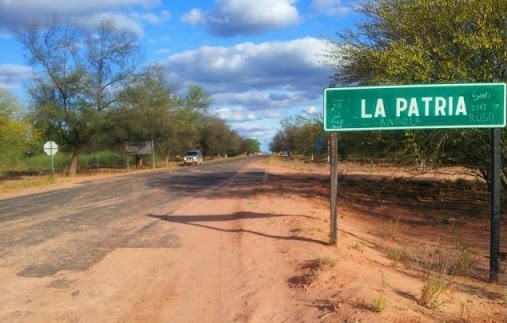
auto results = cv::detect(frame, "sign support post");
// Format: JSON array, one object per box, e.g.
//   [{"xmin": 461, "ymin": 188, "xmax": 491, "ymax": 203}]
[
  {"xmin": 151, "ymin": 140, "xmax": 156, "ymax": 169},
  {"xmin": 330, "ymin": 132, "xmax": 338, "ymax": 244},
  {"xmin": 490, "ymin": 128, "xmax": 501, "ymax": 282},
  {"xmin": 43, "ymin": 141, "xmax": 58, "ymax": 179},
  {"xmin": 324, "ymin": 82, "xmax": 506, "ymax": 279}
]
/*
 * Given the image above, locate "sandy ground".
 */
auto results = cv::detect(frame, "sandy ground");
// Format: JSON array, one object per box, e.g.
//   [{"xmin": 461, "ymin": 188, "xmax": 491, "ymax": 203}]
[{"xmin": 1, "ymin": 158, "xmax": 506, "ymax": 322}]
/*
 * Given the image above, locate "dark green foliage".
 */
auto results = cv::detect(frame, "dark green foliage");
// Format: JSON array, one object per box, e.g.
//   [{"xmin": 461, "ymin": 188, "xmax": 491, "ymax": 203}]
[{"xmin": 324, "ymin": 0, "xmax": 507, "ymax": 184}]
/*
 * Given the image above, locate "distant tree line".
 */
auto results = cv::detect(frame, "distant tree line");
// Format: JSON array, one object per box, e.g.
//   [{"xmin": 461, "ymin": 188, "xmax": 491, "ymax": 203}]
[
  {"xmin": 0, "ymin": 18, "xmax": 260, "ymax": 176},
  {"xmin": 269, "ymin": 113, "xmax": 414, "ymax": 163}
]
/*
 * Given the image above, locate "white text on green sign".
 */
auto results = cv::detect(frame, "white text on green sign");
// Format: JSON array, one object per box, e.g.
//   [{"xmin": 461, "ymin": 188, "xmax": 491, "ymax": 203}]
[{"xmin": 324, "ymin": 83, "xmax": 506, "ymax": 131}]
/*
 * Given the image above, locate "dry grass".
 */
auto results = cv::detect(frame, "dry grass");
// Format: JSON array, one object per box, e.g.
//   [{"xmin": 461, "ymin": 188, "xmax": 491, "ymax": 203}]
[
  {"xmin": 382, "ymin": 217, "xmax": 400, "ymax": 240},
  {"xmin": 1, "ymin": 176, "xmax": 56, "ymax": 192},
  {"xmin": 419, "ymin": 275, "xmax": 450, "ymax": 308},
  {"xmin": 372, "ymin": 273, "xmax": 389, "ymax": 313}
]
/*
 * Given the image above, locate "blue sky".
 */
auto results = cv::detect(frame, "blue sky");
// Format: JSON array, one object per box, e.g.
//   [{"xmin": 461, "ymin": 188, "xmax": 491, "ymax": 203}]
[{"xmin": 0, "ymin": 0, "xmax": 360, "ymax": 151}]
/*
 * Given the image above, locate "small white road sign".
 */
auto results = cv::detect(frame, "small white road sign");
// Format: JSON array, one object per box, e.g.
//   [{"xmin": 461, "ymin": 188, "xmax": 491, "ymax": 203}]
[{"xmin": 44, "ymin": 141, "xmax": 58, "ymax": 156}]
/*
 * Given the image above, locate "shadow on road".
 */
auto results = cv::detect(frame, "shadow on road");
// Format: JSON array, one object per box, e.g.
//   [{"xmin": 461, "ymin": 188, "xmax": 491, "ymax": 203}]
[{"xmin": 147, "ymin": 212, "xmax": 329, "ymax": 246}]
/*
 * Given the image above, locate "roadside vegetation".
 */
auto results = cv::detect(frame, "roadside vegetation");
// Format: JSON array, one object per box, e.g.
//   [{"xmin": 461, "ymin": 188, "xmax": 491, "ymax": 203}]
[
  {"xmin": 0, "ymin": 19, "xmax": 261, "ymax": 179},
  {"xmin": 271, "ymin": 0, "xmax": 507, "ymax": 191}
]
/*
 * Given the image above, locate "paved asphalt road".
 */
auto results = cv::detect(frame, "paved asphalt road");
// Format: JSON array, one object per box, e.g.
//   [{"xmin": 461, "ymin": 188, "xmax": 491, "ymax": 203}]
[{"xmin": 0, "ymin": 157, "xmax": 266, "ymax": 278}]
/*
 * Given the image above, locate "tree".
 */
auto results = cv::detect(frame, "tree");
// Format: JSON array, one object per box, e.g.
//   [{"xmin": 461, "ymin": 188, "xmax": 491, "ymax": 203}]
[
  {"xmin": 19, "ymin": 18, "xmax": 140, "ymax": 175},
  {"xmin": 106, "ymin": 64, "xmax": 177, "ymax": 166},
  {"xmin": 270, "ymin": 115, "xmax": 326, "ymax": 157},
  {"xmin": 0, "ymin": 90, "xmax": 39, "ymax": 167},
  {"xmin": 199, "ymin": 116, "xmax": 241, "ymax": 157},
  {"xmin": 241, "ymin": 138, "xmax": 261, "ymax": 154},
  {"xmin": 325, "ymin": 0, "xmax": 507, "ymax": 183}
]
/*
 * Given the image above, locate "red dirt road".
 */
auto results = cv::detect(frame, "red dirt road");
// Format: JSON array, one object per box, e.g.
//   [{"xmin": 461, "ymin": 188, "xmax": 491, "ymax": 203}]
[{"xmin": 1, "ymin": 158, "xmax": 506, "ymax": 322}]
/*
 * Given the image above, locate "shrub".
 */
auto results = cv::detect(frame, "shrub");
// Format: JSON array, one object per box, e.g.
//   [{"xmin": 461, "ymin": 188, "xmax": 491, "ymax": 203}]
[{"xmin": 419, "ymin": 277, "xmax": 449, "ymax": 308}]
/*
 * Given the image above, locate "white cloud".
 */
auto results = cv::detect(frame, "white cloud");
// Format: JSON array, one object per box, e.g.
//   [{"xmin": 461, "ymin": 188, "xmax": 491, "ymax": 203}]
[
  {"xmin": 305, "ymin": 106, "xmax": 319, "ymax": 115},
  {"xmin": 181, "ymin": 9, "xmax": 206, "ymax": 25},
  {"xmin": 213, "ymin": 106, "xmax": 262, "ymax": 122},
  {"xmin": 0, "ymin": 64, "xmax": 34, "ymax": 91},
  {"xmin": 212, "ymin": 90, "xmax": 311, "ymax": 112},
  {"xmin": 166, "ymin": 37, "xmax": 330, "ymax": 95},
  {"xmin": 234, "ymin": 123, "xmax": 275, "ymax": 141},
  {"xmin": 0, "ymin": 0, "xmax": 163, "ymax": 35},
  {"xmin": 311, "ymin": 0, "xmax": 353, "ymax": 16},
  {"xmin": 165, "ymin": 37, "xmax": 330, "ymax": 137},
  {"xmin": 181, "ymin": 0, "xmax": 300, "ymax": 36},
  {"xmin": 77, "ymin": 13, "xmax": 144, "ymax": 36},
  {"xmin": 131, "ymin": 10, "xmax": 171, "ymax": 25}
]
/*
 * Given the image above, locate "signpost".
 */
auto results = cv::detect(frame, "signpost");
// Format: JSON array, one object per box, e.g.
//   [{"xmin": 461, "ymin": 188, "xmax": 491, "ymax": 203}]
[
  {"xmin": 43, "ymin": 141, "xmax": 58, "ymax": 179},
  {"xmin": 324, "ymin": 83, "xmax": 506, "ymax": 131},
  {"xmin": 324, "ymin": 83, "xmax": 506, "ymax": 282},
  {"xmin": 125, "ymin": 140, "xmax": 155, "ymax": 171}
]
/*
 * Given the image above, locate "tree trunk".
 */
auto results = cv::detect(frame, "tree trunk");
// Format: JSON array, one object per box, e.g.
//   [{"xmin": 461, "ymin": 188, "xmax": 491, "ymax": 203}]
[{"xmin": 69, "ymin": 144, "xmax": 82, "ymax": 176}]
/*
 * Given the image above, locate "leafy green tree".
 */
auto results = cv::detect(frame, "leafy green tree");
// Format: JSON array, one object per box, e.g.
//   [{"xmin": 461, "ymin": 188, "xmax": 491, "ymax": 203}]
[
  {"xmin": 270, "ymin": 115, "xmax": 326, "ymax": 157},
  {"xmin": 325, "ymin": 0, "xmax": 507, "ymax": 183},
  {"xmin": 199, "ymin": 116, "xmax": 241, "ymax": 157},
  {"xmin": 0, "ymin": 90, "xmax": 39, "ymax": 167},
  {"xmin": 105, "ymin": 64, "xmax": 177, "ymax": 166},
  {"xmin": 241, "ymin": 138, "xmax": 261, "ymax": 154},
  {"xmin": 19, "ymin": 18, "xmax": 140, "ymax": 175}
]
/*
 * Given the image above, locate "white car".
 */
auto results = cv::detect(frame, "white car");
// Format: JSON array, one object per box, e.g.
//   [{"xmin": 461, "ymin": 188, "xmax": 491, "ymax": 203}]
[{"xmin": 183, "ymin": 150, "xmax": 203, "ymax": 165}]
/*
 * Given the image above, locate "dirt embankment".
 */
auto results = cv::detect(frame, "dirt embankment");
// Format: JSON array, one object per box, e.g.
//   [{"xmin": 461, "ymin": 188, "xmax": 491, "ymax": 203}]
[{"xmin": 242, "ymin": 158, "xmax": 507, "ymax": 322}]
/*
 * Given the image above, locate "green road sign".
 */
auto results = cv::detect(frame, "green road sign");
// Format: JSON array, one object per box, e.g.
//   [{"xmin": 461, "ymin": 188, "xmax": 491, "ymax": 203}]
[{"xmin": 324, "ymin": 83, "xmax": 506, "ymax": 131}]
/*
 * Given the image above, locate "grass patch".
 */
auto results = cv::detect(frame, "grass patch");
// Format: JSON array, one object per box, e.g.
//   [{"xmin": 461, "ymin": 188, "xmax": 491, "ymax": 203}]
[
  {"xmin": 290, "ymin": 227, "xmax": 304, "ymax": 233},
  {"xmin": 372, "ymin": 272, "xmax": 388, "ymax": 313},
  {"xmin": 302, "ymin": 256, "xmax": 338, "ymax": 272},
  {"xmin": 386, "ymin": 247, "xmax": 412, "ymax": 264},
  {"xmin": 448, "ymin": 238, "xmax": 475, "ymax": 276},
  {"xmin": 423, "ymin": 247, "xmax": 450, "ymax": 275},
  {"xmin": 418, "ymin": 276, "xmax": 450, "ymax": 309},
  {"xmin": 382, "ymin": 217, "xmax": 400, "ymax": 240},
  {"xmin": 352, "ymin": 242, "xmax": 365, "ymax": 253},
  {"xmin": 1, "ymin": 176, "xmax": 56, "ymax": 191},
  {"xmin": 418, "ymin": 236, "xmax": 476, "ymax": 277},
  {"xmin": 372, "ymin": 297, "xmax": 385, "ymax": 313},
  {"xmin": 312, "ymin": 256, "xmax": 338, "ymax": 269},
  {"xmin": 290, "ymin": 256, "xmax": 338, "ymax": 288}
]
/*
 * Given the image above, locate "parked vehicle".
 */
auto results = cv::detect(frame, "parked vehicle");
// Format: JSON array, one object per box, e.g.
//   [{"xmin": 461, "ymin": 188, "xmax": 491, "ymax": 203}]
[{"xmin": 183, "ymin": 150, "xmax": 203, "ymax": 165}]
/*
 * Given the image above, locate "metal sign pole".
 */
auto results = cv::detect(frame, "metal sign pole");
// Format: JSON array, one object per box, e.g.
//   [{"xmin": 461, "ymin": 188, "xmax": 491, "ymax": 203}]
[
  {"xmin": 330, "ymin": 132, "xmax": 338, "ymax": 244},
  {"xmin": 50, "ymin": 152, "xmax": 55, "ymax": 179},
  {"xmin": 151, "ymin": 140, "xmax": 156, "ymax": 169},
  {"xmin": 490, "ymin": 128, "xmax": 501, "ymax": 282}
]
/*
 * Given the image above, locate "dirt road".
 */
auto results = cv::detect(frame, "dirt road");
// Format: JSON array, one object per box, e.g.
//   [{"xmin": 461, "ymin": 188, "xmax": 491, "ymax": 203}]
[
  {"xmin": 1, "ymin": 157, "xmax": 506, "ymax": 322},
  {"xmin": 0, "ymin": 157, "xmax": 303, "ymax": 322}
]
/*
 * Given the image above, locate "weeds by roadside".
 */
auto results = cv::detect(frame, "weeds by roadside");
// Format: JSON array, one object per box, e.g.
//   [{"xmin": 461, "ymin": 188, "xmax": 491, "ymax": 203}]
[
  {"xmin": 352, "ymin": 242, "xmax": 365, "ymax": 253},
  {"xmin": 372, "ymin": 272, "xmax": 388, "ymax": 313},
  {"xmin": 290, "ymin": 227, "xmax": 304, "ymax": 233},
  {"xmin": 418, "ymin": 275, "xmax": 450, "ymax": 309},
  {"xmin": 382, "ymin": 217, "xmax": 400, "ymax": 240},
  {"xmin": 288, "ymin": 256, "xmax": 338, "ymax": 290},
  {"xmin": 1, "ymin": 176, "xmax": 56, "ymax": 192},
  {"xmin": 385, "ymin": 246, "xmax": 412, "ymax": 267}
]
